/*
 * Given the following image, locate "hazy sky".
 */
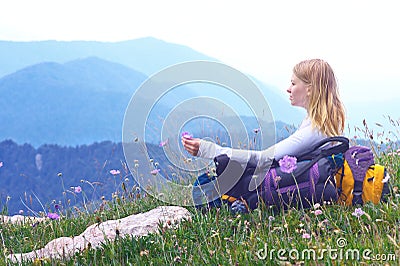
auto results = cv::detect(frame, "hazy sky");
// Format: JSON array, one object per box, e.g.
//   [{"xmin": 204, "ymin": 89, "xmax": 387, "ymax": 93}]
[{"xmin": 1, "ymin": 0, "xmax": 399, "ymax": 106}]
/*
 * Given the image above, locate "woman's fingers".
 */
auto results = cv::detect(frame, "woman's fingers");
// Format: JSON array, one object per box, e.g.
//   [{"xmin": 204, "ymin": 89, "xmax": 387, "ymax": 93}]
[{"xmin": 181, "ymin": 137, "xmax": 200, "ymax": 156}]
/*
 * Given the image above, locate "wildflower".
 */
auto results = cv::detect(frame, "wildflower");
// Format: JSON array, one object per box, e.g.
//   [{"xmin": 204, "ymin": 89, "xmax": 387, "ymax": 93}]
[
  {"xmin": 278, "ymin": 155, "xmax": 297, "ymax": 174},
  {"xmin": 110, "ymin": 169, "xmax": 121, "ymax": 175},
  {"xmin": 0, "ymin": 161, "xmax": 3, "ymax": 168},
  {"xmin": 274, "ymin": 175, "xmax": 282, "ymax": 183},
  {"xmin": 54, "ymin": 204, "xmax": 60, "ymax": 210},
  {"xmin": 382, "ymin": 174, "xmax": 390, "ymax": 183},
  {"xmin": 352, "ymin": 208, "xmax": 365, "ymax": 218},
  {"xmin": 313, "ymin": 203, "xmax": 321, "ymax": 209},
  {"xmin": 140, "ymin": 250, "xmax": 149, "ymax": 256},
  {"xmin": 47, "ymin": 213, "xmax": 60, "ymax": 220},
  {"xmin": 159, "ymin": 139, "xmax": 168, "ymax": 147},
  {"xmin": 19, "ymin": 210, "xmax": 24, "ymax": 214},
  {"xmin": 151, "ymin": 169, "xmax": 160, "ymax": 175},
  {"xmin": 74, "ymin": 186, "xmax": 82, "ymax": 193},
  {"xmin": 181, "ymin": 131, "xmax": 193, "ymax": 139},
  {"xmin": 302, "ymin": 233, "xmax": 311, "ymax": 239},
  {"xmin": 314, "ymin": 210, "xmax": 323, "ymax": 216},
  {"xmin": 268, "ymin": 216, "xmax": 275, "ymax": 222}
]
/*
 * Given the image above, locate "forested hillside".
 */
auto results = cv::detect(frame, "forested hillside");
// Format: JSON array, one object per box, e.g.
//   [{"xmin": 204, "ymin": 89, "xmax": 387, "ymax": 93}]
[{"xmin": 0, "ymin": 140, "xmax": 132, "ymax": 214}]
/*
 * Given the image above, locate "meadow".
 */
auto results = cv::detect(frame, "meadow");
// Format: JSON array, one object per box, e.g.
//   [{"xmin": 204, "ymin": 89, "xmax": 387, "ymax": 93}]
[{"xmin": 0, "ymin": 119, "xmax": 399, "ymax": 265}]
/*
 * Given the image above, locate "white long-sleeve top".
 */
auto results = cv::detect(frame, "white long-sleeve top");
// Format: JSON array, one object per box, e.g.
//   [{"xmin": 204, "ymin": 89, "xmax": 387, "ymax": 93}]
[{"xmin": 197, "ymin": 117, "xmax": 327, "ymax": 176}]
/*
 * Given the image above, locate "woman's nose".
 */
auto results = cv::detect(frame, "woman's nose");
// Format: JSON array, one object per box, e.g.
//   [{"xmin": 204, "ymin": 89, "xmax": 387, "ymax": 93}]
[{"xmin": 287, "ymin": 87, "xmax": 291, "ymax": 93}]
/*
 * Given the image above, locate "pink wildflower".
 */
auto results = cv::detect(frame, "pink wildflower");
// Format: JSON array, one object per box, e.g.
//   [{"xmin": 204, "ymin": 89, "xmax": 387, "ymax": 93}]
[
  {"xmin": 314, "ymin": 209, "xmax": 323, "ymax": 216},
  {"xmin": 181, "ymin": 131, "xmax": 193, "ymax": 139},
  {"xmin": 151, "ymin": 169, "xmax": 160, "ymax": 175},
  {"xmin": 74, "ymin": 186, "xmax": 82, "ymax": 193},
  {"xmin": 159, "ymin": 139, "xmax": 168, "ymax": 147},
  {"xmin": 302, "ymin": 233, "xmax": 311, "ymax": 239},
  {"xmin": 110, "ymin": 169, "xmax": 121, "ymax": 175}
]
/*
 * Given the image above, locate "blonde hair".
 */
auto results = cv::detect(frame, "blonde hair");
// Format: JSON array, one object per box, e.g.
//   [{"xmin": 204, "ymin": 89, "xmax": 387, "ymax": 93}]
[{"xmin": 293, "ymin": 59, "xmax": 345, "ymax": 136}]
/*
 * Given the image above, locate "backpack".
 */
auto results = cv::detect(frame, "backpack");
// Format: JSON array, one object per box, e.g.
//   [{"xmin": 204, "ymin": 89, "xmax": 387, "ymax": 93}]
[
  {"xmin": 261, "ymin": 136, "xmax": 349, "ymax": 210},
  {"xmin": 334, "ymin": 145, "xmax": 391, "ymax": 206}
]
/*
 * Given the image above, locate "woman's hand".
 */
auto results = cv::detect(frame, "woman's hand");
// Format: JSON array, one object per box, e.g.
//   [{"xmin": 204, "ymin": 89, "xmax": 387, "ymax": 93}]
[{"xmin": 181, "ymin": 137, "xmax": 200, "ymax": 156}]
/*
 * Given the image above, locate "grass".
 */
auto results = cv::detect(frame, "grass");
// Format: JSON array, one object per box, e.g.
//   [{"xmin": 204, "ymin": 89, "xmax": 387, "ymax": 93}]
[{"xmin": 1, "ymin": 120, "xmax": 400, "ymax": 265}]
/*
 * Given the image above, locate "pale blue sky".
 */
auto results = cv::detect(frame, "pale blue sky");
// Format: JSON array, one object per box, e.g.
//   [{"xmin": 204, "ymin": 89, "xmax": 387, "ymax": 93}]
[{"xmin": 1, "ymin": 0, "xmax": 399, "ymax": 129}]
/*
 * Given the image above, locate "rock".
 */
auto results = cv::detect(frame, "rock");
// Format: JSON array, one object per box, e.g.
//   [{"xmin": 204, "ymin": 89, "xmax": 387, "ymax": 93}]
[{"xmin": 7, "ymin": 206, "xmax": 191, "ymax": 263}]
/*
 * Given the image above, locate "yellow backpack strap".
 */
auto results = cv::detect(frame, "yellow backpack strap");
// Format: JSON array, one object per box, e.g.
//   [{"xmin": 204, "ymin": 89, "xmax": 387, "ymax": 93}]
[{"xmin": 221, "ymin": 194, "xmax": 237, "ymax": 203}]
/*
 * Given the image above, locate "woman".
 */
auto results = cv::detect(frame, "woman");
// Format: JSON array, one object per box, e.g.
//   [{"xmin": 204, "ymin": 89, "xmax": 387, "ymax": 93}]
[{"xmin": 183, "ymin": 59, "xmax": 345, "ymax": 165}]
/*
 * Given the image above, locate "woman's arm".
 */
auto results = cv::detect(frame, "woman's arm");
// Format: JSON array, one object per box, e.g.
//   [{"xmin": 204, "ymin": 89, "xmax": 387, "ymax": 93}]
[
  {"xmin": 182, "ymin": 137, "xmax": 274, "ymax": 172},
  {"xmin": 182, "ymin": 118, "xmax": 326, "ymax": 170}
]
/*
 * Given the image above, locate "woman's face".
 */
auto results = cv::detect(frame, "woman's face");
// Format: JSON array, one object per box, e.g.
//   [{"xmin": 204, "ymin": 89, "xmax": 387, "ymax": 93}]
[{"xmin": 287, "ymin": 74, "xmax": 309, "ymax": 108}]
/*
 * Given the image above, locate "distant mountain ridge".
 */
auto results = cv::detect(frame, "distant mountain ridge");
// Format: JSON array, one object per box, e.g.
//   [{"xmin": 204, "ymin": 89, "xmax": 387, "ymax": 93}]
[
  {"xmin": 0, "ymin": 57, "xmax": 147, "ymax": 146},
  {"xmin": 0, "ymin": 37, "xmax": 215, "ymax": 78},
  {"xmin": 0, "ymin": 56, "xmax": 147, "ymax": 93}
]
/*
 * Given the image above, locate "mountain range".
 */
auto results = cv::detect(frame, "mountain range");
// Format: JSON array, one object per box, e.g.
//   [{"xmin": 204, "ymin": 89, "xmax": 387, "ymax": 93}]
[{"xmin": 0, "ymin": 38, "xmax": 302, "ymax": 146}]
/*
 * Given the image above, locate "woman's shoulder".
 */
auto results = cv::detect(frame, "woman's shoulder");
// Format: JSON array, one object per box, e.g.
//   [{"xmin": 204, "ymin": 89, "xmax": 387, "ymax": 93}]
[{"xmin": 298, "ymin": 116, "xmax": 312, "ymax": 129}]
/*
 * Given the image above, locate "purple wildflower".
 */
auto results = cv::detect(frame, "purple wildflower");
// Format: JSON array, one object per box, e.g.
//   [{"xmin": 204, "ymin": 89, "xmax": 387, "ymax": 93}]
[
  {"xmin": 54, "ymin": 204, "xmax": 60, "ymax": 210},
  {"xmin": 159, "ymin": 139, "xmax": 168, "ymax": 147},
  {"xmin": 47, "ymin": 212, "xmax": 60, "ymax": 220},
  {"xmin": 181, "ymin": 131, "xmax": 193, "ymax": 139},
  {"xmin": 352, "ymin": 208, "xmax": 365, "ymax": 218},
  {"xmin": 74, "ymin": 186, "xmax": 82, "ymax": 193},
  {"xmin": 279, "ymin": 155, "xmax": 297, "ymax": 174},
  {"xmin": 110, "ymin": 169, "xmax": 121, "ymax": 175}
]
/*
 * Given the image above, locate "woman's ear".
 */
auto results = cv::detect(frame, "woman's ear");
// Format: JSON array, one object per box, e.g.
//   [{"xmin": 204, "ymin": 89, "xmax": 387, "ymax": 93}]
[{"xmin": 306, "ymin": 86, "xmax": 312, "ymax": 96}]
